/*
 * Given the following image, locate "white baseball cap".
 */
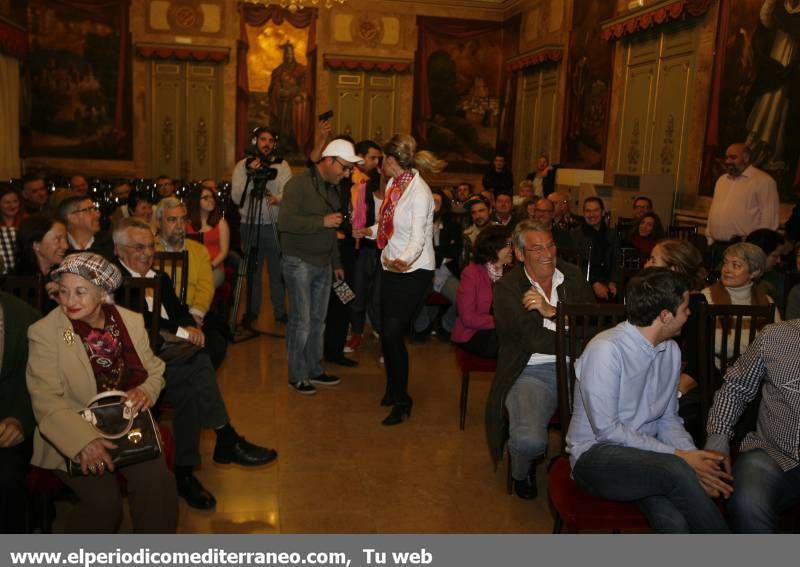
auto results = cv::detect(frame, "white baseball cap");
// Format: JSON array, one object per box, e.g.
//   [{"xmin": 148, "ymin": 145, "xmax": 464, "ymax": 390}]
[{"xmin": 320, "ymin": 139, "xmax": 365, "ymax": 165}]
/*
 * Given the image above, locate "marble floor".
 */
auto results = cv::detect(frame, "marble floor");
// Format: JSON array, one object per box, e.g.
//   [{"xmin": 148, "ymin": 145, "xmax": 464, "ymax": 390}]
[{"xmin": 176, "ymin": 317, "xmax": 558, "ymax": 533}]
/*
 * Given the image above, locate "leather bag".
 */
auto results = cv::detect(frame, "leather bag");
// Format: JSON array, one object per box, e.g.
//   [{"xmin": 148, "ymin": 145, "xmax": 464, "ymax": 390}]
[{"xmin": 66, "ymin": 390, "xmax": 163, "ymax": 476}]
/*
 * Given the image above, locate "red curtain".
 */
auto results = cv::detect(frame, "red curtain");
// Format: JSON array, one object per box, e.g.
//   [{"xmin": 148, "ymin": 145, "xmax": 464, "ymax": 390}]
[
  {"xmin": 699, "ymin": 0, "xmax": 730, "ymax": 196},
  {"xmin": 413, "ymin": 17, "xmax": 504, "ymax": 143},
  {"xmin": 236, "ymin": 4, "xmax": 317, "ymax": 158}
]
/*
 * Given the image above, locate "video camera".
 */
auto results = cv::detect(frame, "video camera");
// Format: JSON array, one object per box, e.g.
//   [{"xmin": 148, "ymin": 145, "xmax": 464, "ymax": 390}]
[{"xmin": 244, "ymin": 148, "xmax": 281, "ymax": 184}]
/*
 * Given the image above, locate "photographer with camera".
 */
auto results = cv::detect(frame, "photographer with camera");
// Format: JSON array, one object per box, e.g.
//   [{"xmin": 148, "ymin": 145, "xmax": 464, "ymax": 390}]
[{"xmin": 231, "ymin": 127, "xmax": 292, "ymax": 330}]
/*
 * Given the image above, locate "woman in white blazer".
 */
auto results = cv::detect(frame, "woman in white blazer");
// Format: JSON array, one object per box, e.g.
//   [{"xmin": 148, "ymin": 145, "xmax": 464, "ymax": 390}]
[{"xmin": 356, "ymin": 134, "xmax": 445, "ymax": 425}]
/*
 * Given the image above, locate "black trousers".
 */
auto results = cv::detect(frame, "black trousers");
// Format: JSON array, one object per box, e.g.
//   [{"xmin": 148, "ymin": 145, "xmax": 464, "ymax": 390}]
[
  {"xmin": 455, "ymin": 329, "xmax": 498, "ymax": 359},
  {"xmin": 380, "ymin": 269, "xmax": 432, "ymax": 406},
  {"xmin": 324, "ymin": 241, "xmax": 356, "ymax": 361},
  {"xmin": 164, "ymin": 352, "xmax": 230, "ymax": 467},
  {"xmin": 0, "ymin": 441, "xmax": 31, "ymax": 533}
]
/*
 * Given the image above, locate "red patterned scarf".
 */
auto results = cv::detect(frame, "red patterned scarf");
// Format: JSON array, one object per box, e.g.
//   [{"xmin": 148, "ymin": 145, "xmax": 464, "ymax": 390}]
[{"xmin": 377, "ymin": 170, "xmax": 415, "ymax": 249}]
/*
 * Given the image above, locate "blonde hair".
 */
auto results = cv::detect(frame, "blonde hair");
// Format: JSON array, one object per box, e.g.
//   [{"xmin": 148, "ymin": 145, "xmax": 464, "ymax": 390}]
[{"xmin": 384, "ymin": 134, "xmax": 446, "ymax": 174}]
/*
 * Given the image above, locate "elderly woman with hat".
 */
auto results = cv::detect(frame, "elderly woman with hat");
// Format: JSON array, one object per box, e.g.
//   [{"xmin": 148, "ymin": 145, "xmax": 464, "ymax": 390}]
[{"xmin": 26, "ymin": 252, "xmax": 177, "ymax": 533}]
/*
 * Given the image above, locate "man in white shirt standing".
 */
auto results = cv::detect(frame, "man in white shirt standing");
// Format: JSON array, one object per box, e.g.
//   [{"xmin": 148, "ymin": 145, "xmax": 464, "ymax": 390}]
[
  {"xmin": 231, "ymin": 127, "xmax": 293, "ymax": 329},
  {"xmin": 706, "ymin": 143, "xmax": 780, "ymax": 262}
]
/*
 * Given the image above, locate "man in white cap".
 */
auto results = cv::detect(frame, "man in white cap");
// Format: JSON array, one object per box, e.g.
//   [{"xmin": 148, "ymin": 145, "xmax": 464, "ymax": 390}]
[{"xmin": 278, "ymin": 139, "xmax": 364, "ymax": 395}]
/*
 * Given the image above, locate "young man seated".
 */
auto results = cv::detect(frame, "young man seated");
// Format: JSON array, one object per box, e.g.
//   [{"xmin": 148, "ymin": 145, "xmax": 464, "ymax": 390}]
[
  {"xmin": 567, "ymin": 268, "xmax": 731, "ymax": 533},
  {"xmin": 706, "ymin": 318, "xmax": 800, "ymax": 533}
]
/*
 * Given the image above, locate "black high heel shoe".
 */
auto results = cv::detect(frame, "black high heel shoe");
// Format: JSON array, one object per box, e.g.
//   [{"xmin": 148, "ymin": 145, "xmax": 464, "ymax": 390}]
[
  {"xmin": 380, "ymin": 393, "xmax": 392, "ymax": 406},
  {"xmin": 381, "ymin": 403, "xmax": 412, "ymax": 426}
]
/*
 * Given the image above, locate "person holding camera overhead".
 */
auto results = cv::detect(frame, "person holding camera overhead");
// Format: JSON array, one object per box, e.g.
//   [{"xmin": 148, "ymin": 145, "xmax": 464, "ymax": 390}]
[
  {"xmin": 279, "ymin": 139, "xmax": 364, "ymax": 396},
  {"xmin": 231, "ymin": 127, "xmax": 292, "ymax": 330}
]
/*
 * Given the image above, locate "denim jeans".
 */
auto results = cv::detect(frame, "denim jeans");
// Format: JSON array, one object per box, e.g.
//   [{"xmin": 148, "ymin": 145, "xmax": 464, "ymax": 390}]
[
  {"xmin": 728, "ymin": 448, "xmax": 800, "ymax": 533},
  {"xmin": 572, "ymin": 443, "xmax": 730, "ymax": 533},
  {"xmin": 505, "ymin": 362, "xmax": 557, "ymax": 479},
  {"xmin": 241, "ymin": 222, "xmax": 286, "ymax": 320},
  {"xmin": 283, "ymin": 255, "xmax": 332, "ymax": 383}
]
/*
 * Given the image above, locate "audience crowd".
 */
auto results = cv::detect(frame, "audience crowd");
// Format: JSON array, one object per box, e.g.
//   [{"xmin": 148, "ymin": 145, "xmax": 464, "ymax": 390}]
[{"xmin": 1, "ymin": 135, "xmax": 800, "ymax": 534}]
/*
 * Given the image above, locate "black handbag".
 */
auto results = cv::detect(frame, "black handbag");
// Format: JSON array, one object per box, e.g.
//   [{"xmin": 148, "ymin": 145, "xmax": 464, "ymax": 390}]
[{"xmin": 66, "ymin": 390, "xmax": 163, "ymax": 476}]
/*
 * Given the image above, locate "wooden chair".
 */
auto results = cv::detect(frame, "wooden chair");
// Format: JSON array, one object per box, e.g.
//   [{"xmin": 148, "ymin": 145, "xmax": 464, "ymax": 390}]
[
  {"xmin": 616, "ymin": 248, "xmax": 643, "ymax": 304},
  {"xmin": 695, "ymin": 302, "xmax": 776, "ymax": 446},
  {"xmin": 548, "ymin": 303, "xmax": 651, "ymax": 533},
  {"xmin": 116, "ymin": 276, "xmax": 162, "ymax": 348},
  {"xmin": 667, "ymin": 225, "xmax": 698, "ymax": 241},
  {"xmin": 153, "ymin": 250, "xmax": 189, "ymax": 304},
  {"xmin": 454, "ymin": 347, "xmax": 497, "ymax": 430},
  {"xmin": 1, "ymin": 274, "xmax": 44, "ymax": 312}
]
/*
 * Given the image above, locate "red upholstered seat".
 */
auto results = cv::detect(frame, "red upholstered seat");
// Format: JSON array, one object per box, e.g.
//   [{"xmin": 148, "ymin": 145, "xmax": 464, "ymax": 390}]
[
  {"xmin": 454, "ymin": 347, "xmax": 497, "ymax": 430},
  {"xmin": 548, "ymin": 456, "xmax": 649, "ymax": 533},
  {"xmin": 426, "ymin": 291, "xmax": 451, "ymax": 306}
]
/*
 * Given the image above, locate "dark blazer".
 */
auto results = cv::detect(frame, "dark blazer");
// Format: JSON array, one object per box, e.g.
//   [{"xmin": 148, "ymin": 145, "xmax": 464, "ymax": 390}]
[
  {"xmin": 114, "ymin": 262, "xmax": 195, "ymax": 337},
  {"xmin": 435, "ymin": 214, "xmax": 464, "ymax": 277},
  {"xmin": 66, "ymin": 230, "xmax": 115, "ymax": 261},
  {"xmin": 569, "ymin": 222, "xmax": 620, "ymax": 286},
  {"xmin": 485, "ymin": 261, "xmax": 595, "ymax": 462},
  {"xmin": 0, "ymin": 292, "xmax": 41, "ymax": 438}
]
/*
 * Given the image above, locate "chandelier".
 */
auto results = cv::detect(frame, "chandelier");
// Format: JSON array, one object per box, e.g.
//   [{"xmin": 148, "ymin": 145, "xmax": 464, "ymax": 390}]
[{"xmin": 243, "ymin": 0, "xmax": 347, "ymax": 12}]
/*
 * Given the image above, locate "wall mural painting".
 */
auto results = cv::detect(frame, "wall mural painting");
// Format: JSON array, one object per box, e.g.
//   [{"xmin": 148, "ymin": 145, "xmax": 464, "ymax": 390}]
[
  {"xmin": 703, "ymin": 0, "xmax": 800, "ymax": 197},
  {"xmin": 246, "ymin": 21, "xmax": 312, "ymax": 157},
  {"xmin": 561, "ymin": 0, "xmax": 614, "ymax": 169},
  {"xmin": 414, "ymin": 18, "xmax": 507, "ymax": 172},
  {"xmin": 25, "ymin": 0, "xmax": 131, "ymax": 159}
]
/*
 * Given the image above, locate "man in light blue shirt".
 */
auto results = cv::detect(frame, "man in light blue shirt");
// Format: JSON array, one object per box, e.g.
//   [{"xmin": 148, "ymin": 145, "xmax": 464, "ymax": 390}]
[{"xmin": 567, "ymin": 268, "xmax": 731, "ymax": 533}]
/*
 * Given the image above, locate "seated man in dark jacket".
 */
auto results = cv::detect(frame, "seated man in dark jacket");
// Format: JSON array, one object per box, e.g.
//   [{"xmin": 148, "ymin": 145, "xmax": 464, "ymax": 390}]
[
  {"xmin": 486, "ymin": 220, "xmax": 595, "ymax": 500},
  {"xmin": 112, "ymin": 217, "xmax": 277, "ymax": 510},
  {"xmin": 0, "ymin": 292, "xmax": 41, "ymax": 532}
]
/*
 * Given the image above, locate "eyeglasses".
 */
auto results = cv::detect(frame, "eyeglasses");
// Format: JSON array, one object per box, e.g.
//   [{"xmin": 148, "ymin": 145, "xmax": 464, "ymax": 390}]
[
  {"xmin": 334, "ymin": 157, "xmax": 353, "ymax": 173},
  {"xmin": 522, "ymin": 242, "xmax": 556, "ymax": 254},
  {"xmin": 70, "ymin": 203, "xmax": 100, "ymax": 214},
  {"xmin": 120, "ymin": 243, "xmax": 156, "ymax": 252}
]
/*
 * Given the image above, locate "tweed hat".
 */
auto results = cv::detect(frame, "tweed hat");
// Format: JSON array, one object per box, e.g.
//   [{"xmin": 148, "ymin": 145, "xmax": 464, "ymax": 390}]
[{"xmin": 51, "ymin": 252, "xmax": 123, "ymax": 293}]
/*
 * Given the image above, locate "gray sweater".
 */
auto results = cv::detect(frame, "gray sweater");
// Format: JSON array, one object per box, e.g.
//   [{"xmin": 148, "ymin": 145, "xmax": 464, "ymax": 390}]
[{"xmin": 278, "ymin": 167, "xmax": 341, "ymax": 268}]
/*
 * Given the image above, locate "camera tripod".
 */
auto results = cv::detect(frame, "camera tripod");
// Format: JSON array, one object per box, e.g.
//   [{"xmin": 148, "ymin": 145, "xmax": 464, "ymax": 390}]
[{"xmin": 229, "ymin": 170, "xmax": 285, "ymax": 342}]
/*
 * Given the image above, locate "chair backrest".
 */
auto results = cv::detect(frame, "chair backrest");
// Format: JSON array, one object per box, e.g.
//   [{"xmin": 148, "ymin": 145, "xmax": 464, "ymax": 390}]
[
  {"xmin": 561, "ymin": 245, "xmax": 592, "ymax": 283},
  {"xmin": 555, "ymin": 303, "xmax": 628, "ymax": 453},
  {"xmin": 695, "ymin": 302, "xmax": 776, "ymax": 444},
  {"xmin": 153, "ymin": 250, "xmax": 188, "ymax": 304},
  {"xmin": 116, "ymin": 276, "xmax": 162, "ymax": 348},
  {"xmin": 782, "ymin": 270, "xmax": 800, "ymax": 318},
  {"xmin": 1, "ymin": 274, "xmax": 44, "ymax": 313},
  {"xmin": 667, "ymin": 225, "xmax": 698, "ymax": 241}
]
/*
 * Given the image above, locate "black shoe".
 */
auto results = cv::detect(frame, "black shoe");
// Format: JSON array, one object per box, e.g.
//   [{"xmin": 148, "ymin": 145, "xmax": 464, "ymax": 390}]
[
  {"xmin": 290, "ymin": 380, "xmax": 316, "ymax": 395},
  {"xmin": 410, "ymin": 331, "xmax": 429, "ymax": 343},
  {"xmin": 214, "ymin": 436, "xmax": 278, "ymax": 467},
  {"xmin": 382, "ymin": 403, "xmax": 412, "ymax": 426},
  {"xmin": 380, "ymin": 392, "xmax": 392, "ymax": 407},
  {"xmin": 310, "ymin": 373, "xmax": 341, "ymax": 385},
  {"xmin": 275, "ymin": 315, "xmax": 288, "ymax": 324},
  {"xmin": 176, "ymin": 474, "xmax": 216, "ymax": 509},
  {"xmin": 326, "ymin": 356, "xmax": 358, "ymax": 368},
  {"xmin": 513, "ymin": 469, "xmax": 538, "ymax": 500}
]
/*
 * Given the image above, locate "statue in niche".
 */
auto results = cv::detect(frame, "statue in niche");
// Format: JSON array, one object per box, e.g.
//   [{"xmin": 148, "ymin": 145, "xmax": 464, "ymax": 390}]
[{"xmin": 267, "ymin": 41, "xmax": 309, "ymax": 153}]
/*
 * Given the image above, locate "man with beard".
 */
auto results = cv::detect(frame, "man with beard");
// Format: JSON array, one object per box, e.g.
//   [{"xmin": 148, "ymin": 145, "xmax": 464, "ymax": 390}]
[
  {"xmin": 464, "ymin": 196, "xmax": 493, "ymax": 244},
  {"xmin": 706, "ymin": 143, "xmax": 779, "ymax": 262},
  {"xmin": 231, "ymin": 127, "xmax": 293, "ymax": 329},
  {"xmin": 154, "ymin": 197, "xmax": 228, "ymax": 369}
]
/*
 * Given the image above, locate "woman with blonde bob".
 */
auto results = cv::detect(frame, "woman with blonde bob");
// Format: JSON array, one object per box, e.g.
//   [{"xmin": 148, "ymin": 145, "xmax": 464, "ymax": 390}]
[
  {"xmin": 355, "ymin": 134, "xmax": 446, "ymax": 425},
  {"xmin": 26, "ymin": 252, "xmax": 177, "ymax": 532}
]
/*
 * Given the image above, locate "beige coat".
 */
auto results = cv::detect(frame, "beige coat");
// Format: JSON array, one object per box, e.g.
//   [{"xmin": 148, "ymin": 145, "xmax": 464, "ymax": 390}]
[{"xmin": 26, "ymin": 305, "xmax": 165, "ymax": 471}]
